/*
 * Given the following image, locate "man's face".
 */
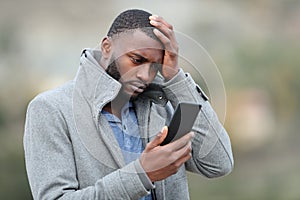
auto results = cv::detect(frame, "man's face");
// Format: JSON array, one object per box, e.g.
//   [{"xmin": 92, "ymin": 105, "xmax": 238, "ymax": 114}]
[{"xmin": 106, "ymin": 30, "xmax": 164, "ymax": 98}]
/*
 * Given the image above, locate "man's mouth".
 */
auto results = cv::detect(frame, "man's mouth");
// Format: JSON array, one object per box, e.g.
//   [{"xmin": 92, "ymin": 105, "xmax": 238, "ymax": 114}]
[
  {"xmin": 130, "ymin": 84, "xmax": 146, "ymax": 93},
  {"xmin": 121, "ymin": 80, "xmax": 148, "ymax": 95}
]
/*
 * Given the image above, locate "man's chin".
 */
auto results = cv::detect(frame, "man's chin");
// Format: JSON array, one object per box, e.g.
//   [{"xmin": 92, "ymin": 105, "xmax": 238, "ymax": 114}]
[
  {"xmin": 118, "ymin": 89, "xmax": 139, "ymax": 100},
  {"xmin": 127, "ymin": 91, "xmax": 141, "ymax": 99}
]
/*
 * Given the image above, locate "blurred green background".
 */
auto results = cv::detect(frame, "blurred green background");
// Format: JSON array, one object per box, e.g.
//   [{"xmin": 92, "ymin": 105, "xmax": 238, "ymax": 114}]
[{"xmin": 1, "ymin": 0, "xmax": 300, "ymax": 199}]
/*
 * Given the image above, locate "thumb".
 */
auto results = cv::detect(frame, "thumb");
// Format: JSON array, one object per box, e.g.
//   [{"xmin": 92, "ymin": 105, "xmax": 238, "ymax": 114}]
[{"xmin": 144, "ymin": 126, "xmax": 168, "ymax": 152}]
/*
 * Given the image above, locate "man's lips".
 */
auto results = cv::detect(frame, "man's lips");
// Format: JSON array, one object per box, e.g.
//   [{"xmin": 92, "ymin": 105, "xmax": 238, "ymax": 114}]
[
  {"xmin": 127, "ymin": 81, "xmax": 147, "ymax": 93},
  {"xmin": 130, "ymin": 84, "xmax": 146, "ymax": 93},
  {"xmin": 122, "ymin": 80, "xmax": 148, "ymax": 95}
]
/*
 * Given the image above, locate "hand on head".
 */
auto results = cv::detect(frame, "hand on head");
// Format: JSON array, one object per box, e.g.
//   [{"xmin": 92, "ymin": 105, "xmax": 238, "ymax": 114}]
[{"xmin": 149, "ymin": 15, "xmax": 180, "ymax": 81}]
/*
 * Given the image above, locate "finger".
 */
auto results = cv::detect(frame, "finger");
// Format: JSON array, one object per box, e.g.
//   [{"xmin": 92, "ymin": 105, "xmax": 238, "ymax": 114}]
[
  {"xmin": 149, "ymin": 15, "xmax": 173, "ymax": 30},
  {"xmin": 149, "ymin": 16, "xmax": 176, "ymax": 44},
  {"xmin": 144, "ymin": 126, "xmax": 168, "ymax": 152},
  {"xmin": 173, "ymin": 141, "xmax": 192, "ymax": 161},
  {"xmin": 168, "ymin": 132, "xmax": 194, "ymax": 151},
  {"xmin": 153, "ymin": 29, "xmax": 174, "ymax": 52},
  {"xmin": 172, "ymin": 146, "xmax": 192, "ymax": 167},
  {"xmin": 150, "ymin": 21, "xmax": 174, "ymax": 41},
  {"xmin": 164, "ymin": 142, "xmax": 192, "ymax": 165}
]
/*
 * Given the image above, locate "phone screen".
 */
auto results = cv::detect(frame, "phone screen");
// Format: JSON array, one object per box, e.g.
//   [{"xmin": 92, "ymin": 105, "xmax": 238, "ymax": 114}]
[{"xmin": 161, "ymin": 102, "xmax": 201, "ymax": 145}]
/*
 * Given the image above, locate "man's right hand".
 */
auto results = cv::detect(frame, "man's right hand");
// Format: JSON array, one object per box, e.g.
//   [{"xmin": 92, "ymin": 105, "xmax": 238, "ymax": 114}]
[{"xmin": 140, "ymin": 126, "xmax": 194, "ymax": 182}]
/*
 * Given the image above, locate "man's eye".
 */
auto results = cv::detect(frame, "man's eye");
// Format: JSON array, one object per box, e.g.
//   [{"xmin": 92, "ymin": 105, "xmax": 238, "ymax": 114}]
[{"xmin": 131, "ymin": 57, "xmax": 144, "ymax": 64}]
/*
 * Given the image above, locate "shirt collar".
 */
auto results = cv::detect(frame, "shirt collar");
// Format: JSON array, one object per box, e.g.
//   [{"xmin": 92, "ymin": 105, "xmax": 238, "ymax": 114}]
[{"xmin": 101, "ymin": 101, "xmax": 134, "ymax": 123}]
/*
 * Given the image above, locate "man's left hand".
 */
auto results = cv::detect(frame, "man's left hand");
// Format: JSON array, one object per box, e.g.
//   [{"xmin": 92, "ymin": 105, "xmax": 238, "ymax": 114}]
[{"xmin": 149, "ymin": 15, "xmax": 179, "ymax": 81}]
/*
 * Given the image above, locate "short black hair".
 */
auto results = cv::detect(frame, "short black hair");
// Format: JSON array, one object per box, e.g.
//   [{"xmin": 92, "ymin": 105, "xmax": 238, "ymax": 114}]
[{"xmin": 107, "ymin": 9, "xmax": 159, "ymax": 42}]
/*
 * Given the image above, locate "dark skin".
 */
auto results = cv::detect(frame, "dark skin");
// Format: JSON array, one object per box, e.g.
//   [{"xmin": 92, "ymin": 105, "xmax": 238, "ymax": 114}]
[
  {"xmin": 101, "ymin": 30, "xmax": 164, "ymax": 118},
  {"xmin": 100, "ymin": 15, "xmax": 194, "ymax": 182}
]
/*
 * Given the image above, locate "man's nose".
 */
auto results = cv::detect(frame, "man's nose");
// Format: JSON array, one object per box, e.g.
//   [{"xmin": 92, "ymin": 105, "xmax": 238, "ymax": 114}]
[{"xmin": 136, "ymin": 63, "xmax": 152, "ymax": 83}]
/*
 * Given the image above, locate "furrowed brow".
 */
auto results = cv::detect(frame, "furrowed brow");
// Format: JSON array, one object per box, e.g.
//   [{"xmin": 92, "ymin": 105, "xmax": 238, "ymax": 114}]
[{"xmin": 130, "ymin": 53, "xmax": 149, "ymax": 62}]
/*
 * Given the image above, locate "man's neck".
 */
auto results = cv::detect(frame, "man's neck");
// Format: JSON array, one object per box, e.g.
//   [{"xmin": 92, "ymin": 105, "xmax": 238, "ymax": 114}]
[{"xmin": 103, "ymin": 92, "xmax": 131, "ymax": 119}]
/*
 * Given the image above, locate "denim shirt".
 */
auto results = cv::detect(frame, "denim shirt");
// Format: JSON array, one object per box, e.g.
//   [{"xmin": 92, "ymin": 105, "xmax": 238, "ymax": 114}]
[{"xmin": 101, "ymin": 102, "xmax": 152, "ymax": 200}]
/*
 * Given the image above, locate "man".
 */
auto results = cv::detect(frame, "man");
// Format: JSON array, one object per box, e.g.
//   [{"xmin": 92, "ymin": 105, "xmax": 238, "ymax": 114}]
[{"xmin": 24, "ymin": 9, "xmax": 233, "ymax": 200}]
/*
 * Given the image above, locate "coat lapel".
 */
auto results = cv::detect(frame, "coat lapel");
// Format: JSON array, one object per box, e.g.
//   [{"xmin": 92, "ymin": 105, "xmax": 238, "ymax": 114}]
[
  {"xmin": 134, "ymin": 100, "xmax": 166, "ymax": 146},
  {"xmin": 73, "ymin": 85, "xmax": 124, "ymax": 169},
  {"xmin": 73, "ymin": 50, "xmax": 125, "ymax": 169},
  {"xmin": 97, "ymin": 114, "xmax": 126, "ymax": 167},
  {"xmin": 148, "ymin": 106, "xmax": 166, "ymax": 141}
]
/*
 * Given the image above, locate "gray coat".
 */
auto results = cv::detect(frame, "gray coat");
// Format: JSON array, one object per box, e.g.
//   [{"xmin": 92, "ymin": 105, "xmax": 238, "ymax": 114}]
[{"xmin": 24, "ymin": 49, "xmax": 233, "ymax": 200}]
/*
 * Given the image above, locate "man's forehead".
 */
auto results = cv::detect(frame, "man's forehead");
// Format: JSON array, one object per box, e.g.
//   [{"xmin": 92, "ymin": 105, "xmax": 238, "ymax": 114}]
[
  {"xmin": 112, "ymin": 29, "xmax": 163, "ymax": 51},
  {"xmin": 112, "ymin": 29, "xmax": 164, "ymax": 62}
]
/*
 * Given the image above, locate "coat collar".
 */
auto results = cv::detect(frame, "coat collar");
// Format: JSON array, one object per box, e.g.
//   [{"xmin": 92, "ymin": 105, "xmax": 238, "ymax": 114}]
[
  {"xmin": 73, "ymin": 49, "xmax": 125, "ymax": 167},
  {"xmin": 78, "ymin": 49, "xmax": 122, "ymax": 115},
  {"xmin": 77, "ymin": 48, "xmax": 168, "ymax": 112}
]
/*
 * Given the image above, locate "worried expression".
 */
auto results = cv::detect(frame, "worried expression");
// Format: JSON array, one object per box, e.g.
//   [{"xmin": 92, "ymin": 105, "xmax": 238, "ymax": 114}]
[{"xmin": 104, "ymin": 30, "xmax": 164, "ymax": 97}]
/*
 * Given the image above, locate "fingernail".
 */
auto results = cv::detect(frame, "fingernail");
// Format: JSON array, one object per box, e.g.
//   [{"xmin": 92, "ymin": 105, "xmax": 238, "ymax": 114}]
[
  {"xmin": 149, "ymin": 15, "xmax": 158, "ymax": 20},
  {"xmin": 150, "ymin": 20, "xmax": 157, "ymax": 25},
  {"xmin": 153, "ymin": 28, "xmax": 160, "ymax": 34},
  {"xmin": 160, "ymin": 126, "xmax": 165, "ymax": 133},
  {"xmin": 191, "ymin": 132, "xmax": 195, "ymax": 138},
  {"xmin": 188, "ymin": 142, "xmax": 192, "ymax": 151}
]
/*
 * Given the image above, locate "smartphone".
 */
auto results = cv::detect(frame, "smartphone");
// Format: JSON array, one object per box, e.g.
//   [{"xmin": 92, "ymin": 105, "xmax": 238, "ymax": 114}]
[{"xmin": 160, "ymin": 102, "xmax": 202, "ymax": 145}]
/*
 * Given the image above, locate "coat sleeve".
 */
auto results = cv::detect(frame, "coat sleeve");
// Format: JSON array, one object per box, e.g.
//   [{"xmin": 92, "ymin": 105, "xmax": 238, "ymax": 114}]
[
  {"xmin": 23, "ymin": 95, "xmax": 150, "ymax": 200},
  {"xmin": 162, "ymin": 69, "xmax": 234, "ymax": 178}
]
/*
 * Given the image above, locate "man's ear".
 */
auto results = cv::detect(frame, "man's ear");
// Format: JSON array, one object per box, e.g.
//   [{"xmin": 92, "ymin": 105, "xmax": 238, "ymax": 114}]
[{"xmin": 101, "ymin": 36, "xmax": 112, "ymax": 59}]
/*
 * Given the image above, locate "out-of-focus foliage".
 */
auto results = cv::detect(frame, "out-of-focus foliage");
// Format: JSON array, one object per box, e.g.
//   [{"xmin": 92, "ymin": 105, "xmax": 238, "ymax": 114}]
[{"xmin": 0, "ymin": 0, "xmax": 299, "ymax": 199}]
